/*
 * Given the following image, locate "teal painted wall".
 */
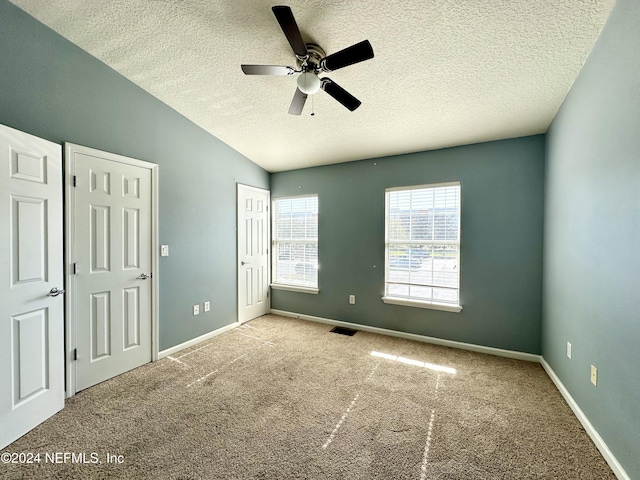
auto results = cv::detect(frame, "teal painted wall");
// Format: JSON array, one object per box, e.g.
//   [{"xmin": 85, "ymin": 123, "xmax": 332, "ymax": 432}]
[
  {"xmin": 271, "ymin": 136, "xmax": 545, "ymax": 354},
  {"xmin": 543, "ymin": 0, "xmax": 640, "ymax": 477},
  {"xmin": 0, "ymin": 1, "xmax": 269, "ymax": 351}
]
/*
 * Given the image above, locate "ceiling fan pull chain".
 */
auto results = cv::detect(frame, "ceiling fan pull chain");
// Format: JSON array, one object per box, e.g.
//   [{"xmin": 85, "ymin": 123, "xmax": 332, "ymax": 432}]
[{"xmin": 311, "ymin": 95, "xmax": 315, "ymax": 116}]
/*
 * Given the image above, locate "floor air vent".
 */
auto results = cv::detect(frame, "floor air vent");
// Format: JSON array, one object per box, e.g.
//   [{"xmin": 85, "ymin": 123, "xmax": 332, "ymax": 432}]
[{"xmin": 331, "ymin": 326, "xmax": 357, "ymax": 336}]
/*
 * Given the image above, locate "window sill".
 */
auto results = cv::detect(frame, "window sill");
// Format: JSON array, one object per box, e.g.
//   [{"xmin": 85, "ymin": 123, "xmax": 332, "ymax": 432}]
[
  {"xmin": 381, "ymin": 296, "xmax": 462, "ymax": 313},
  {"xmin": 270, "ymin": 284, "xmax": 319, "ymax": 295}
]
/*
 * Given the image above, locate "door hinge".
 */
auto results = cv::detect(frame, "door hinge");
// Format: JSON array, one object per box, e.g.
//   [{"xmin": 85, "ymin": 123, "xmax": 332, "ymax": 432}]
[
  {"xmin": 267, "ymin": 290, "xmax": 269, "ymax": 298},
  {"xmin": 71, "ymin": 348, "xmax": 77, "ymax": 361},
  {"xmin": 73, "ymin": 263, "xmax": 78, "ymax": 274},
  {"xmin": 72, "ymin": 175, "xmax": 77, "ymax": 187}
]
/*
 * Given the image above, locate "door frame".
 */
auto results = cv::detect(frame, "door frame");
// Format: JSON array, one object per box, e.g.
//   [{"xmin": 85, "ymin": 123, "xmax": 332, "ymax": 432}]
[
  {"xmin": 64, "ymin": 143, "xmax": 159, "ymax": 398},
  {"xmin": 236, "ymin": 183, "xmax": 271, "ymax": 323}
]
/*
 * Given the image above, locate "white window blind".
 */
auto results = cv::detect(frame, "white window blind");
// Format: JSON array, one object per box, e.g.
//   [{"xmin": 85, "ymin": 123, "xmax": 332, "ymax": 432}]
[
  {"xmin": 272, "ymin": 195, "xmax": 318, "ymax": 288},
  {"xmin": 385, "ymin": 182, "xmax": 461, "ymax": 306}
]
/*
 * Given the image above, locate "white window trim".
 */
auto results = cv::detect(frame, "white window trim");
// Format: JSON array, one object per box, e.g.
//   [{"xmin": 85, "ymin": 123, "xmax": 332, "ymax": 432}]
[
  {"xmin": 382, "ymin": 296, "xmax": 462, "ymax": 313},
  {"xmin": 385, "ymin": 181, "xmax": 461, "ymax": 193},
  {"xmin": 384, "ymin": 182, "xmax": 462, "ymax": 310},
  {"xmin": 270, "ymin": 283, "xmax": 319, "ymax": 295},
  {"xmin": 271, "ymin": 194, "xmax": 319, "ymax": 290}
]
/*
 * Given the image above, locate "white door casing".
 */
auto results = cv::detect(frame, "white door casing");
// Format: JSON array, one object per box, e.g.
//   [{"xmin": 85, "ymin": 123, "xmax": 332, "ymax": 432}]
[
  {"xmin": 66, "ymin": 143, "xmax": 158, "ymax": 395},
  {"xmin": 0, "ymin": 124, "xmax": 65, "ymax": 450},
  {"xmin": 237, "ymin": 184, "xmax": 270, "ymax": 323}
]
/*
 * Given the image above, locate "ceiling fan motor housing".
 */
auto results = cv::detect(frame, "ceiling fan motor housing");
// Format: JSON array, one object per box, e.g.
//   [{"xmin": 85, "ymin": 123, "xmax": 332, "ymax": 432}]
[{"xmin": 298, "ymin": 43, "xmax": 326, "ymax": 73}]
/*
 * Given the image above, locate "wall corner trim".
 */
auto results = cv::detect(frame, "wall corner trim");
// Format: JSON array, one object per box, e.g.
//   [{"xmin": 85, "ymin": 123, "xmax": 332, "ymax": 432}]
[
  {"xmin": 540, "ymin": 359, "xmax": 630, "ymax": 480},
  {"xmin": 270, "ymin": 309, "xmax": 540, "ymax": 362},
  {"xmin": 158, "ymin": 321, "xmax": 240, "ymax": 359}
]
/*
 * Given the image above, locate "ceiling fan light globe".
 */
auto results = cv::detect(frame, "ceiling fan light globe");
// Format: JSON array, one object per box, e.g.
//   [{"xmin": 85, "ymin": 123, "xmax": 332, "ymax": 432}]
[{"xmin": 297, "ymin": 72, "xmax": 321, "ymax": 95}]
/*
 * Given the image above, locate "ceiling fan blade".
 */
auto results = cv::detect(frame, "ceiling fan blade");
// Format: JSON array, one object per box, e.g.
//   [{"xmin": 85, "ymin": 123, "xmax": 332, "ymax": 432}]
[
  {"xmin": 241, "ymin": 65, "xmax": 295, "ymax": 76},
  {"xmin": 288, "ymin": 88, "xmax": 308, "ymax": 115},
  {"xmin": 321, "ymin": 79, "xmax": 361, "ymax": 111},
  {"xmin": 272, "ymin": 6, "xmax": 308, "ymax": 58},
  {"xmin": 320, "ymin": 40, "xmax": 374, "ymax": 72}
]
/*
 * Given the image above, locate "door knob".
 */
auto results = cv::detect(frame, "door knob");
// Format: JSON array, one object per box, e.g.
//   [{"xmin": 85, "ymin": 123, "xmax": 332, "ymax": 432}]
[
  {"xmin": 241, "ymin": 261, "xmax": 251, "ymax": 266},
  {"xmin": 48, "ymin": 287, "xmax": 65, "ymax": 297},
  {"xmin": 136, "ymin": 273, "xmax": 151, "ymax": 280}
]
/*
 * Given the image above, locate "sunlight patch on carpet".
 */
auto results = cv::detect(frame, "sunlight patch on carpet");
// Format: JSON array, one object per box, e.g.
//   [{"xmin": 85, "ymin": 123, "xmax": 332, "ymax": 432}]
[
  {"xmin": 186, "ymin": 353, "xmax": 247, "ymax": 388},
  {"xmin": 235, "ymin": 331, "xmax": 265, "ymax": 341},
  {"xmin": 322, "ymin": 393, "xmax": 360, "ymax": 450},
  {"xmin": 174, "ymin": 341, "xmax": 215, "ymax": 360},
  {"xmin": 167, "ymin": 355, "xmax": 189, "ymax": 367},
  {"xmin": 371, "ymin": 351, "xmax": 456, "ymax": 374},
  {"xmin": 420, "ymin": 408, "xmax": 437, "ymax": 480},
  {"xmin": 322, "ymin": 360, "xmax": 381, "ymax": 450}
]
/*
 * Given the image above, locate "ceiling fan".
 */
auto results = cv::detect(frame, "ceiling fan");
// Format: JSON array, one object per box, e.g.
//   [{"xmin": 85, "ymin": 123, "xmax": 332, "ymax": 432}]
[{"xmin": 241, "ymin": 5, "xmax": 374, "ymax": 115}]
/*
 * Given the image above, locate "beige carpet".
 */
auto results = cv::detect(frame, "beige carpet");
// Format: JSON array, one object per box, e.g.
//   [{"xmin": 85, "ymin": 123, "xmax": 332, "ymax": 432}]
[{"xmin": 1, "ymin": 314, "xmax": 614, "ymax": 479}]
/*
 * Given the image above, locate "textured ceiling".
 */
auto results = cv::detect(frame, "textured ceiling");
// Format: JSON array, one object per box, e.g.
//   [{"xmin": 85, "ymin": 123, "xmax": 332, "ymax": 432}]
[{"xmin": 11, "ymin": 0, "xmax": 616, "ymax": 172}]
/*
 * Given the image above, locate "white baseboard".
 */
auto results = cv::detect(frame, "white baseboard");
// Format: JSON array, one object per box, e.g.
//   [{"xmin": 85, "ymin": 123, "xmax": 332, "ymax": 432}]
[
  {"xmin": 270, "ymin": 309, "xmax": 541, "ymax": 362},
  {"xmin": 540, "ymin": 359, "xmax": 630, "ymax": 480},
  {"xmin": 158, "ymin": 321, "xmax": 240, "ymax": 359}
]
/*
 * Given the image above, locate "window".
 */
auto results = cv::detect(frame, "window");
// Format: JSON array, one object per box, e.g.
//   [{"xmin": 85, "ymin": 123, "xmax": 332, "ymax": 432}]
[
  {"xmin": 383, "ymin": 182, "xmax": 461, "ymax": 312},
  {"xmin": 271, "ymin": 195, "xmax": 319, "ymax": 293}
]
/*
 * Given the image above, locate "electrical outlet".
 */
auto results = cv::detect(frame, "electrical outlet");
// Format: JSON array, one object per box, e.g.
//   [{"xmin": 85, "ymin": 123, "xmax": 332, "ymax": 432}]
[
  {"xmin": 349, "ymin": 295, "xmax": 355, "ymax": 305},
  {"xmin": 193, "ymin": 304, "xmax": 200, "ymax": 316},
  {"xmin": 204, "ymin": 301, "xmax": 210, "ymax": 312},
  {"xmin": 591, "ymin": 365, "xmax": 598, "ymax": 386},
  {"xmin": 566, "ymin": 341, "xmax": 572, "ymax": 359}
]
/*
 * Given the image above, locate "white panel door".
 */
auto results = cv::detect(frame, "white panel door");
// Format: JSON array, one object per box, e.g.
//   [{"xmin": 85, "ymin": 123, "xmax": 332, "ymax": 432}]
[
  {"xmin": 0, "ymin": 124, "xmax": 64, "ymax": 450},
  {"xmin": 68, "ymin": 145, "xmax": 153, "ymax": 392},
  {"xmin": 237, "ymin": 184, "xmax": 270, "ymax": 323}
]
